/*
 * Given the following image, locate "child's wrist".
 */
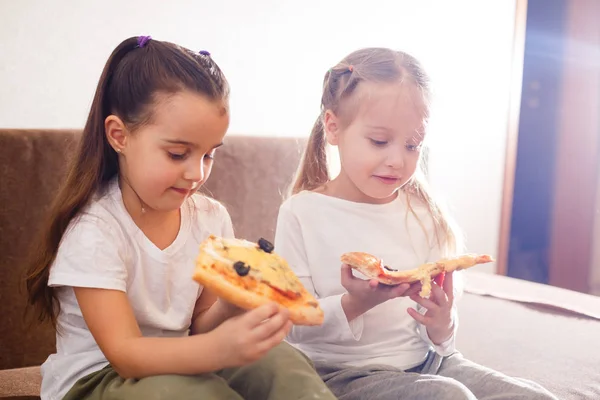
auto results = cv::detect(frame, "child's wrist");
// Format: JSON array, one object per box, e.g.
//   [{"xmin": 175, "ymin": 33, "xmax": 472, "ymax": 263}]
[
  {"xmin": 427, "ymin": 323, "xmax": 455, "ymax": 345},
  {"xmin": 201, "ymin": 330, "xmax": 230, "ymax": 370},
  {"xmin": 341, "ymin": 293, "xmax": 368, "ymax": 321}
]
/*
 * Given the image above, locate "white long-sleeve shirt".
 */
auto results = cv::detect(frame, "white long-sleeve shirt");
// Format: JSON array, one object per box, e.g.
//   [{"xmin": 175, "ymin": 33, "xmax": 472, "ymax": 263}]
[{"xmin": 274, "ymin": 190, "xmax": 458, "ymax": 370}]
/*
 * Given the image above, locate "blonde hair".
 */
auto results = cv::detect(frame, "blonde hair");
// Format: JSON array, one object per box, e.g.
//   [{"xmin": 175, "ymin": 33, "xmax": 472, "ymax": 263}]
[{"xmin": 292, "ymin": 47, "xmax": 462, "ymax": 257}]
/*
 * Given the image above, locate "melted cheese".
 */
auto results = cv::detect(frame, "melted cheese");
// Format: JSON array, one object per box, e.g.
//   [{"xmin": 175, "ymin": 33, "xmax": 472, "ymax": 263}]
[
  {"xmin": 419, "ymin": 274, "xmax": 432, "ymax": 297},
  {"xmin": 215, "ymin": 237, "xmax": 303, "ymax": 295},
  {"xmin": 417, "ymin": 264, "xmax": 440, "ymax": 297}
]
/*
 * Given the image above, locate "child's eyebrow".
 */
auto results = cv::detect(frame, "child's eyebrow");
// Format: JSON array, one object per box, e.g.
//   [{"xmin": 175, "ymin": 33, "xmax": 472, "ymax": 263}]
[
  {"xmin": 162, "ymin": 140, "xmax": 224, "ymax": 150},
  {"xmin": 365, "ymin": 125, "xmax": 393, "ymax": 132},
  {"xmin": 163, "ymin": 139, "xmax": 196, "ymax": 147}
]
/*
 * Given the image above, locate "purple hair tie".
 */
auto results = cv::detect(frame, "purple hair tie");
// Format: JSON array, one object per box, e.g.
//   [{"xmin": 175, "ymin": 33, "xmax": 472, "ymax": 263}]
[
  {"xmin": 199, "ymin": 50, "xmax": 211, "ymax": 56},
  {"xmin": 137, "ymin": 35, "xmax": 152, "ymax": 48}
]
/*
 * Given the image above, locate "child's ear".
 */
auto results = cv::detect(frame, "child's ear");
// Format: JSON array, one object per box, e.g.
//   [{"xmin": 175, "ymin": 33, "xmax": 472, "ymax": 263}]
[
  {"xmin": 323, "ymin": 110, "xmax": 341, "ymax": 146},
  {"xmin": 105, "ymin": 115, "xmax": 128, "ymax": 153}
]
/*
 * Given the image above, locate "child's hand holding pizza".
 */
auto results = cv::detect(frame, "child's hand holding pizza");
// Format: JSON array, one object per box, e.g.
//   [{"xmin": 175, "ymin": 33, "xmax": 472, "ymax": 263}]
[
  {"xmin": 210, "ymin": 302, "xmax": 292, "ymax": 368},
  {"xmin": 407, "ymin": 271, "xmax": 456, "ymax": 345},
  {"xmin": 340, "ymin": 264, "xmax": 420, "ymax": 321}
]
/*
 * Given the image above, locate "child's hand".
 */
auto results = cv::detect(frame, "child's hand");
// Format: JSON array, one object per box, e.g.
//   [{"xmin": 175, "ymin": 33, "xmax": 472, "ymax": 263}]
[
  {"xmin": 407, "ymin": 271, "xmax": 455, "ymax": 345},
  {"xmin": 341, "ymin": 264, "xmax": 420, "ymax": 321},
  {"xmin": 210, "ymin": 302, "xmax": 292, "ymax": 368}
]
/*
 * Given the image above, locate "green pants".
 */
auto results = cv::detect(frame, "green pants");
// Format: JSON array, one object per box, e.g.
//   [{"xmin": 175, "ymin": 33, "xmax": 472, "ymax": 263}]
[{"xmin": 63, "ymin": 342, "xmax": 336, "ymax": 400}]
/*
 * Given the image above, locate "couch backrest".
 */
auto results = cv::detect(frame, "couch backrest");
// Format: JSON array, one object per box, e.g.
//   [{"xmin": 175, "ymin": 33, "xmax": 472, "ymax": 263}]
[{"xmin": 0, "ymin": 129, "xmax": 306, "ymax": 369}]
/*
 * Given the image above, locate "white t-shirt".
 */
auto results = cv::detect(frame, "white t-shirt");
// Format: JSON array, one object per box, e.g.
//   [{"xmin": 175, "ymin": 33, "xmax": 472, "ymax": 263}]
[
  {"xmin": 40, "ymin": 179, "xmax": 234, "ymax": 400},
  {"xmin": 274, "ymin": 191, "xmax": 458, "ymax": 370}
]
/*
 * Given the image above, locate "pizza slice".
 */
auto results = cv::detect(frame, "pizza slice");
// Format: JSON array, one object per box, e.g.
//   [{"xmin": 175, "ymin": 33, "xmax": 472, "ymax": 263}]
[
  {"xmin": 341, "ymin": 252, "xmax": 494, "ymax": 297},
  {"xmin": 193, "ymin": 235, "xmax": 324, "ymax": 326}
]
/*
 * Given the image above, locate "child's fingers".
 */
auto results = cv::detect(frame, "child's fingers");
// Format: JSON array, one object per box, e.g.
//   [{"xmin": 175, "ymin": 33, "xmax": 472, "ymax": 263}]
[
  {"xmin": 241, "ymin": 302, "xmax": 280, "ymax": 328},
  {"xmin": 443, "ymin": 271, "xmax": 454, "ymax": 301},
  {"xmin": 430, "ymin": 282, "xmax": 449, "ymax": 306},
  {"xmin": 407, "ymin": 307, "xmax": 431, "ymax": 325},
  {"xmin": 404, "ymin": 282, "xmax": 422, "ymax": 297},
  {"xmin": 390, "ymin": 283, "xmax": 411, "ymax": 297},
  {"xmin": 410, "ymin": 294, "xmax": 438, "ymax": 310},
  {"xmin": 340, "ymin": 264, "xmax": 358, "ymax": 286},
  {"xmin": 341, "ymin": 264, "xmax": 376, "ymax": 294},
  {"xmin": 250, "ymin": 308, "xmax": 290, "ymax": 341},
  {"xmin": 256, "ymin": 321, "xmax": 290, "ymax": 354}
]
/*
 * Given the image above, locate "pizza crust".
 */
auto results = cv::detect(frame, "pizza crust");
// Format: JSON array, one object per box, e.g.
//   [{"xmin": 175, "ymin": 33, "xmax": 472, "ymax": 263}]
[
  {"xmin": 194, "ymin": 235, "xmax": 324, "ymax": 326},
  {"xmin": 341, "ymin": 252, "xmax": 493, "ymax": 297}
]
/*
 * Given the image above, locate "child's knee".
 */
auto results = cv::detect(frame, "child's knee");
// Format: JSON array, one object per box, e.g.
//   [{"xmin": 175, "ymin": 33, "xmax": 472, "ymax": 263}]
[
  {"xmin": 258, "ymin": 342, "xmax": 314, "ymax": 371},
  {"xmin": 442, "ymin": 383, "xmax": 476, "ymax": 400},
  {"xmin": 127, "ymin": 374, "xmax": 236, "ymax": 400},
  {"xmin": 416, "ymin": 377, "xmax": 476, "ymax": 400},
  {"xmin": 517, "ymin": 379, "xmax": 559, "ymax": 400},
  {"xmin": 223, "ymin": 343, "xmax": 334, "ymax": 399},
  {"xmin": 520, "ymin": 386, "xmax": 558, "ymax": 400}
]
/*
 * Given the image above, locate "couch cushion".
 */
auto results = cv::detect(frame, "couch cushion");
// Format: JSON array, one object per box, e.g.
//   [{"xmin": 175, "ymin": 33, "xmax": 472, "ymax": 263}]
[
  {"xmin": 0, "ymin": 130, "xmax": 79, "ymax": 370},
  {"xmin": 202, "ymin": 135, "xmax": 306, "ymax": 242},
  {"xmin": 457, "ymin": 274, "xmax": 600, "ymax": 400},
  {"xmin": 0, "ymin": 366, "xmax": 41, "ymax": 398}
]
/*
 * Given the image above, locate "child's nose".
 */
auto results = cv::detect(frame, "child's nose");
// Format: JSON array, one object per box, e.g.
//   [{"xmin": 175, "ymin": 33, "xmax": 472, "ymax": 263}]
[
  {"xmin": 184, "ymin": 160, "xmax": 204, "ymax": 182},
  {"xmin": 385, "ymin": 149, "xmax": 405, "ymax": 169}
]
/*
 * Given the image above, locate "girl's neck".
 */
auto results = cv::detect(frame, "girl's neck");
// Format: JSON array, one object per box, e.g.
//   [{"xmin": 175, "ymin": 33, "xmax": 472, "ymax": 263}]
[{"xmin": 118, "ymin": 177, "xmax": 181, "ymax": 250}]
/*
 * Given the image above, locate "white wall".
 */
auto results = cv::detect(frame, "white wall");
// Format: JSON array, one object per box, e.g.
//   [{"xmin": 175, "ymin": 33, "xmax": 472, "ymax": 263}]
[{"xmin": 0, "ymin": 0, "xmax": 517, "ymax": 271}]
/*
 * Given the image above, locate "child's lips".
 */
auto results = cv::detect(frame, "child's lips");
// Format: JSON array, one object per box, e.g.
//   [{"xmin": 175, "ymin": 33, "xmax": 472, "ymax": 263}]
[
  {"xmin": 374, "ymin": 175, "xmax": 401, "ymax": 185},
  {"xmin": 171, "ymin": 187, "xmax": 191, "ymax": 195}
]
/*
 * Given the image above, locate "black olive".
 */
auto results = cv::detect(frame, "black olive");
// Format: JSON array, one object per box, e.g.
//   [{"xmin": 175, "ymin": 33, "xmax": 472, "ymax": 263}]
[
  {"xmin": 233, "ymin": 261, "xmax": 250, "ymax": 276},
  {"xmin": 383, "ymin": 265, "xmax": 397, "ymax": 272},
  {"xmin": 258, "ymin": 238, "xmax": 274, "ymax": 253}
]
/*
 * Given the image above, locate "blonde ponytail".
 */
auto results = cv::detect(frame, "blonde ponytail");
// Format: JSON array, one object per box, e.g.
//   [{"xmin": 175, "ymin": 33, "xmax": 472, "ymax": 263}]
[
  {"xmin": 292, "ymin": 116, "xmax": 329, "ymax": 194},
  {"xmin": 405, "ymin": 167, "xmax": 463, "ymax": 258}
]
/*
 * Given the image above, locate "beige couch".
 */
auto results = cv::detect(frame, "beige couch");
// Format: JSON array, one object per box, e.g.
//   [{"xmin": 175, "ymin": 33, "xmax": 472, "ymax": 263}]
[{"xmin": 1, "ymin": 129, "xmax": 599, "ymax": 399}]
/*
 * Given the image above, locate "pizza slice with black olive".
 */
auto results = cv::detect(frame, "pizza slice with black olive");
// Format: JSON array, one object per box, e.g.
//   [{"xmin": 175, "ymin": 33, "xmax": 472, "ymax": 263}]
[
  {"xmin": 341, "ymin": 251, "xmax": 493, "ymax": 297},
  {"xmin": 193, "ymin": 235, "xmax": 324, "ymax": 325}
]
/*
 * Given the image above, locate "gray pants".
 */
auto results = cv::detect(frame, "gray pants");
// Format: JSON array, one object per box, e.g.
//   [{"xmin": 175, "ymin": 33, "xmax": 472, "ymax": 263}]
[{"xmin": 316, "ymin": 351, "xmax": 558, "ymax": 400}]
